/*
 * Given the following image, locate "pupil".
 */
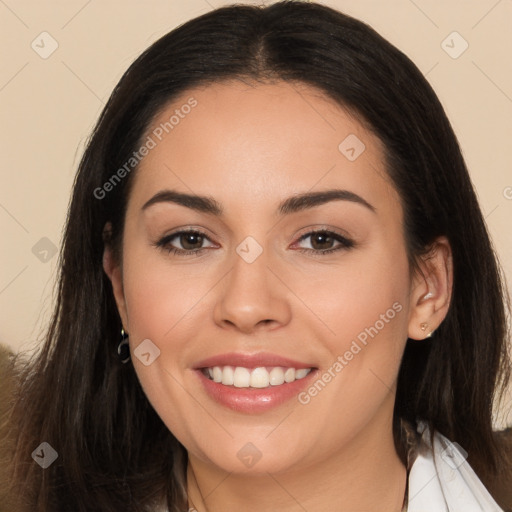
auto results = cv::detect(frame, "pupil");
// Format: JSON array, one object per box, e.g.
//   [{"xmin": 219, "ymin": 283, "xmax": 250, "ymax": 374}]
[
  {"xmin": 312, "ymin": 233, "xmax": 332, "ymax": 250},
  {"xmin": 182, "ymin": 233, "xmax": 202, "ymax": 250}
]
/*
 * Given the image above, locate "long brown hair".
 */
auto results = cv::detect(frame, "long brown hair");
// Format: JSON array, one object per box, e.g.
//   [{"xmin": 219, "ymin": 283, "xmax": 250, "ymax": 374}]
[{"xmin": 3, "ymin": 1, "xmax": 510, "ymax": 510}]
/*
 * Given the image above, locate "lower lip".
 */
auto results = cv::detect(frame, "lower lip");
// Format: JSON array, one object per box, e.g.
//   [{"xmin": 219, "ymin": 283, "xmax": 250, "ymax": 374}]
[{"xmin": 195, "ymin": 368, "xmax": 318, "ymax": 414}]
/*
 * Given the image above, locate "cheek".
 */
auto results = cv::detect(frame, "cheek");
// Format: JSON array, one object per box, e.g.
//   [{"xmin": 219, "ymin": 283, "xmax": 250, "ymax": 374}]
[
  {"xmin": 120, "ymin": 228, "xmax": 212, "ymax": 345},
  {"xmin": 292, "ymin": 242, "xmax": 410, "ymax": 424},
  {"xmin": 119, "ymin": 248, "xmax": 215, "ymax": 444},
  {"xmin": 293, "ymin": 241, "xmax": 410, "ymax": 354}
]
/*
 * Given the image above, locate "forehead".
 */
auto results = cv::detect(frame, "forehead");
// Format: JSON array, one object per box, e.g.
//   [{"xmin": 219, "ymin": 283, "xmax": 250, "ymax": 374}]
[{"xmin": 128, "ymin": 79, "xmax": 399, "ymax": 218}]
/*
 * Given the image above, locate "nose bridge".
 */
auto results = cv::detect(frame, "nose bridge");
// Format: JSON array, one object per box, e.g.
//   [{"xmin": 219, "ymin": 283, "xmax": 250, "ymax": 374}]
[
  {"xmin": 213, "ymin": 234, "xmax": 291, "ymax": 332},
  {"xmin": 233, "ymin": 235, "xmax": 269, "ymax": 295}
]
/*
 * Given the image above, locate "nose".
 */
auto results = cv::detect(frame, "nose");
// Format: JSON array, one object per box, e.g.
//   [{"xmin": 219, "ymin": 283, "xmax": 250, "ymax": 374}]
[{"xmin": 213, "ymin": 243, "xmax": 292, "ymax": 334}]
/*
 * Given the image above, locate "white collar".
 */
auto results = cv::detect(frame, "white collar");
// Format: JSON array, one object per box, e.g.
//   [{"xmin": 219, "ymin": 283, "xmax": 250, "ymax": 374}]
[{"xmin": 407, "ymin": 421, "xmax": 504, "ymax": 511}]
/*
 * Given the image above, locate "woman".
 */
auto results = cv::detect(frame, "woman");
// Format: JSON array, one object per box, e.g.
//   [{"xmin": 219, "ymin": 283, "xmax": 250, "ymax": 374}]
[{"xmin": 2, "ymin": 1, "xmax": 511, "ymax": 510}]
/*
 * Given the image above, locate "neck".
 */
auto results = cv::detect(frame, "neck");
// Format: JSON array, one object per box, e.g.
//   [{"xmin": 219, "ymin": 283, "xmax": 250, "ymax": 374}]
[{"xmin": 186, "ymin": 414, "xmax": 407, "ymax": 512}]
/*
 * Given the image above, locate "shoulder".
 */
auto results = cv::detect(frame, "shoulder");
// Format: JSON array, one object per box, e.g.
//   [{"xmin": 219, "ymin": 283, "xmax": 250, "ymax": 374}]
[{"xmin": 407, "ymin": 421, "xmax": 512, "ymax": 512}]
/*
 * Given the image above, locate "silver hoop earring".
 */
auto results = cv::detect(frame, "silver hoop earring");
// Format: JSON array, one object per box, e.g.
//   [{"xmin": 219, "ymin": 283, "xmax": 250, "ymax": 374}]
[{"xmin": 118, "ymin": 328, "xmax": 130, "ymax": 364}]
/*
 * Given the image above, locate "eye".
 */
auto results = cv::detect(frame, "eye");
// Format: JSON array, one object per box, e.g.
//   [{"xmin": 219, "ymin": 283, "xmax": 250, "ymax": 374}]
[
  {"xmin": 154, "ymin": 227, "xmax": 354, "ymax": 257},
  {"xmin": 155, "ymin": 229, "xmax": 215, "ymax": 256},
  {"xmin": 293, "ymin": 229, "xmax": 354, "ymax": 255}
]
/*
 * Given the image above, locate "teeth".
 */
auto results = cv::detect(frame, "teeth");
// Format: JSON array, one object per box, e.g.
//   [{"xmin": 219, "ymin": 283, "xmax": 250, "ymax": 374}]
[
  {"xmin": 284, "ymin": 368, "xmax": 295, "ymax": 382},
  {"xmin": 233, "ymin": 367, "xmax": 250, "ymax": 387},
  {"xmin": 222, "ymin": 366, "xmax": 234, "ymax": 386},
  {"xmin": 269, "ymin": 367, "xmax": 285, "ymax": 385},
  {"xmin": 295, "ymin": 368, "xmax": 311, "ymax": 379},
  {"xmin": 212, "ymin": 367, "xmax": 222, "ymax": 383},
  {"xmin": 204, "ymin": 365, "xmax": 312, "ymax": 388},
  {"xmin": 250, "ymin": 367, "xmax": 269, "ymax": 388}
]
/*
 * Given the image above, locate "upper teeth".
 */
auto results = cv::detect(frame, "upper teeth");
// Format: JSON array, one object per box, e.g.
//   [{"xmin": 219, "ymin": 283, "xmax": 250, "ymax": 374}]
[{"xmin": 204, "ymin": 366, "xmax": 312, "ymax": 388}]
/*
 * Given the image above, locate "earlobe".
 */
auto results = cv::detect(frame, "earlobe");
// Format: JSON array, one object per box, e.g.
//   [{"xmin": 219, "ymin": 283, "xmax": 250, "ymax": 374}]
[
  {"xmin": 407, "ymin": 237, "xmax": 453, "ymax": 340},
  {"xmin": 102, "ymin": 223, "xmax": 129, "ymax": 330}
]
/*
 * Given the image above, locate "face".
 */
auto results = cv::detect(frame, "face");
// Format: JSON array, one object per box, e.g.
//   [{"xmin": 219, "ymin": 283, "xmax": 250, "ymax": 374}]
[{"xmin": 104, "ymin": 80, "xmax": 447, "ymax": 476}]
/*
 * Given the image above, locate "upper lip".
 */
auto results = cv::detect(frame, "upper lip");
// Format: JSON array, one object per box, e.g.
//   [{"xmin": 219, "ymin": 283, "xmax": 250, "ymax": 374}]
[{"xmin": 194, "ymin": 352, "xmax": 316, "ymax": 370}]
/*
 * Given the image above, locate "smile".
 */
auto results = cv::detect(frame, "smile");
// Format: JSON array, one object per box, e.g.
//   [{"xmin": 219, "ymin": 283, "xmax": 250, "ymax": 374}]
[{"xmin": 201, "ymin": 365, "xmax": 313, "ymax": 388}]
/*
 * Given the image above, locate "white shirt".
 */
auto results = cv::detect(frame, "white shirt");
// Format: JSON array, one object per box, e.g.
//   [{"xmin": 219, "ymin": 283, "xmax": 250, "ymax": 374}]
[{"xmin": 407, "ymin": 421, "xmax": 504, "ymax": 511}]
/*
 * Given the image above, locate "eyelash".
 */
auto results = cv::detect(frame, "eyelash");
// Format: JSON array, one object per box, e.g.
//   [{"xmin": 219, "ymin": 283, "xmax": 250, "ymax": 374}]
[{"xmin": 155, "ymin": 228, "xmax": 355, "ymax": 257}]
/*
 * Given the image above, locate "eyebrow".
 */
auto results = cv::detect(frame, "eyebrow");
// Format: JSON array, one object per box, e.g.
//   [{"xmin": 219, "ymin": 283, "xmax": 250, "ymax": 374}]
[{"xmin": 141, "ymin": 188, "xmax": 376, "ymax": 216}]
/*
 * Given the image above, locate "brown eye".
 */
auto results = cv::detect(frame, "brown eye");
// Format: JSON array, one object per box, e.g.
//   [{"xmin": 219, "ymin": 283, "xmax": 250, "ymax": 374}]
[
  {"xmin": 179, "ymin": 232, "xmax": 204, "ymax": 250},
  {"xmin": 309, "ymin": 232, "xmax": 335, "ymax": 250},
  {"xmin": 155, "ymin": 229, "xmax": 215, "ymax": 256},
  {"xmin": 295, "ymin": 230, "xmax": 354, "ymax": 255}
]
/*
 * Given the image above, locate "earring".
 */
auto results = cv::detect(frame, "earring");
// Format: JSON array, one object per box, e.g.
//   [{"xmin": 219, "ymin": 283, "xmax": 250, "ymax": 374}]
[
  {"xmin": 420, "ymin": 322, "xmax": 434, "ymax": 339},
  {"xmin": 118, "ymin": 328, "xmax": 130, "ymax": 363}
]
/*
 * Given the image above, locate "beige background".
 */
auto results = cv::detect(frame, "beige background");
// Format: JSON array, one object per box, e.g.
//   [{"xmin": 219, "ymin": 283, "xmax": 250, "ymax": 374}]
[{"xmin": 0, "ymin": 0, "xmax": 511, "ymax": 425}]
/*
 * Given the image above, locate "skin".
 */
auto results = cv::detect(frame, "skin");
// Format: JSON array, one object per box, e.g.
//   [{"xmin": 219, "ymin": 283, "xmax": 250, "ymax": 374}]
[{"xmin": 103, "ymin": 80, "xmax": 452, "ymax": 512}]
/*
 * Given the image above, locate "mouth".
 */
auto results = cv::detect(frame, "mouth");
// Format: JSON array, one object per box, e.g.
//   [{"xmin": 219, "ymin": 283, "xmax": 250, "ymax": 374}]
[
  {"xmin": 200, "ymin": 365, "xmax": 313, "ymax": 389},
  {"xmin": 192, "ymin": 352, "xmax": 319, "ymax": 413}
]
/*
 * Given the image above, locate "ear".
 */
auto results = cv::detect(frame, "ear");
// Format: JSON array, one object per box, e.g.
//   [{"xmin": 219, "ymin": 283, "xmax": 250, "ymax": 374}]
[
  {"xmin": 102, "ymin": 222, "xmax": 129, "ymax": 331},
  {"xmin": 407, "ymin": 236, "xmax": 453, "ymax": 340}
]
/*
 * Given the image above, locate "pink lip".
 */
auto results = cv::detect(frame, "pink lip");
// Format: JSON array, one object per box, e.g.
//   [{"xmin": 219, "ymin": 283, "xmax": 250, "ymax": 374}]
[
  {"xmin": 193, "ymin": 352, "xmax": 315, "ymax": 370},
  {"xmin": 194, "ymin": 367, "xmax": 319, "ymax": 414}
]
